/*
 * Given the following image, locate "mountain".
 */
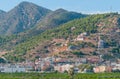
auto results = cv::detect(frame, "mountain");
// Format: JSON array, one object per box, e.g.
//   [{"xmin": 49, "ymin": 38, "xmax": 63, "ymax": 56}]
[
  {"xmin": 0, "ymin": 10, "xmax": 6, "ymax": 20},
  {"xmin": 0, "ymin": 2, "xmax": 86, "ymax": 36},
  {"xmin": 0, "ymin": 1, "xmax": 51, "ymax": 35},
  {"xmin": 0, "ymin": 10, "xmax": 5, "ymax": 14},
  {"xmin": 35, "ymin": 8, "xmax": 86, "ymax": 30},
  {"xmin": 25, "ymin": 8, "xmax": 86, "ymax": 36},
  {"xmin": 3, "ymin": 13, "xmax": 120, "ymax": 62},
  {"xmin": 0, "ymin": 2, "xmax": 86, "ymax": 53}
]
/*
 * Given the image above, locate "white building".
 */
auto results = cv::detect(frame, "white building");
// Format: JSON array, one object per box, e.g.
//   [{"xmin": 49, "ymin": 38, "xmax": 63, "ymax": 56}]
[
  {"xmin": 111, "ymin": 63, "xmax": 120, "ymax": 70},
  {"xmin": 75, "ymin": 35, "xmax": 84, "ymax": 41},
  {"xmin": 54, "ymin": 64, "xmax": 74, "ymax": 73},
  {"xmin": 0, "ymin": 64, "xmax": 33, "ymax": 73},
  {"xmin": 93, "ymin": 66, "xmax": 106, "ymax": 73},
  {"xmin": 75, "ymin": 32, "xmax": 87, "ymax": 41},
  {"xmin": 0, "ymin": 64, "xmax": 26, "ymax": 73}
]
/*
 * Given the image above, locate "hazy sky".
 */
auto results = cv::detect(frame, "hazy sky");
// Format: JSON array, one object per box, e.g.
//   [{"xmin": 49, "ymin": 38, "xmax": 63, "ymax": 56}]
[{"xmin": 0, "ymin": 0, "xmax": 120, "ymax": 14}]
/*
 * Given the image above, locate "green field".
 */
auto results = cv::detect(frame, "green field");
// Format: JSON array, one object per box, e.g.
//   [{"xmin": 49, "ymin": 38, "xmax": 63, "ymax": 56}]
[{"xmin": 0, "ymin": 73, "xmax": 120, "ymax": 79}]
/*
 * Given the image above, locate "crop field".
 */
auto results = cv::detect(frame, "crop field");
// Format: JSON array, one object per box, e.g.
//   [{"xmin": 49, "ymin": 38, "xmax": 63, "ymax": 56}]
[{"xmin": 0, "ymin": 73, "xmax": 120, "ymax": 79}]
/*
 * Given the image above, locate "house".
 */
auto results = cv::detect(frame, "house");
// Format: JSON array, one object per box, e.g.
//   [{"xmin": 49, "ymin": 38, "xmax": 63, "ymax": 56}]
[
  {"xmin": 71, "ymin": 27, "xmax": 76, "ymax": 31},
  {"xmin": 116, "ymin": 29, "xmax": 120, "ymax": 33},
  {"xmin": 87, "ymin": 56, "xmax": 100, "ymax": 64},
  {"xmin": 75, "ymin": 32, "xmax": 87, "ymax": 41},
  {"xmin": 0, "ymin": 64, "xmax": 26, "ymax": 73},
  {"xmin": 75, "ymin": 35, "xmax": 85, "ymax": 41},
  {"xmin": 93, "ymin": 66, "xmax": 106, "ymax": 73},
  {"xmin": 54, "ymin": 64, "xmax": 74, "ymax": 73},
  {"xmin": 111, "ymin": 63, "xmax": 120, "ymax": 71},
  {"xmin": 81, "ymin": 32, "xmax": 87, "ymax": 36},
  {"xmin": 93, "ymin": 66, "xmax": 112, "ymax": 73}
]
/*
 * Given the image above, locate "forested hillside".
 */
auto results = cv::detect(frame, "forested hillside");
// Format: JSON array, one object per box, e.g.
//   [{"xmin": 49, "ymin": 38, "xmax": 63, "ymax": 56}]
[{"xmin": 3, "ymin": 13, "xmax": 120, "ymax": 62}]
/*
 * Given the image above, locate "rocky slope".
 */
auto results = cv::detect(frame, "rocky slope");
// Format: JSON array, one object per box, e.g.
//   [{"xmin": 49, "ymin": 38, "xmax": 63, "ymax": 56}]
[{"xmin": 0, "ymin": 1, "xmax": 51, "ymax": 35}]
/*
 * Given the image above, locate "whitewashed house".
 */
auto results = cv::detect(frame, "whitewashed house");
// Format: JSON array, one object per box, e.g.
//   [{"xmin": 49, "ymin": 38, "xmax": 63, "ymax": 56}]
[
  {"xmin": 111, "ymin": 63, "xmax": 120, "ymax": 70},
  {"xmin": 0, "ymin": 64, "xmax": 26, "ymax": 73},
  {"xmin": 54, "ymin": 64, "xmax": 74, "ymax": 73},
  {"xmin": 75, "ymin": 35, "xmax": 84, "ymax": 41},
  {"xmin": 75, "ymin": 32, "xmax": 87, "ymax": 41},
  {"xmin": 93, "ymin": 66, "xmax": 106, "ymax": 73}
]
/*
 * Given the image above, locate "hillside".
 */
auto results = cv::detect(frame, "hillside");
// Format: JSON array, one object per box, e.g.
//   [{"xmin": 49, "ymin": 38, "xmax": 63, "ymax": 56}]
[
  {"xmin": 0, "ymin": 8, "xmax": 86, "ymax": 51},
  {"xmin": 0, "ymin": 1, "xmax": 86, "ymax": 36},
  {"xmin": 3, "ymin": 13, "xmax": 120, "ymax": 62},
  {"xmin": 35, "ymin": 8, "xmax": 86, "ymax": 30},
  {"xmin": 0, "ymin": 10, "xmax": 5, "ymax": 14},
  {"xmin": 23, "ymin": 8, "xmax": 86, "ymax": 36},
  {"xmin": 0, "ymin": 10, "xmax": 6, "ymax": 20},
  {"xmin": 0, "ymin": 1, "xmax": 51, "ymax": 35}
]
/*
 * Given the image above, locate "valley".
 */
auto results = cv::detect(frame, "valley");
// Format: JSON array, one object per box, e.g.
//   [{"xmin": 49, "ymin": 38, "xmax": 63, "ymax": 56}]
[{"xmin": 0, "ymin": 1, "xmax": 119, "ymax": 75}]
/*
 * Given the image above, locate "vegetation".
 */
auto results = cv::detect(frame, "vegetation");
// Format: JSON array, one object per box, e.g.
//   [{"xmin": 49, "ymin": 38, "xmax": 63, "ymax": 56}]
[
  {"xmin": 68, "ymin": 67, "xmax": 74, "ymax": 79},
  {"xmin": 2, "ymin": 13, "xmax": 120, "ymax": 62},
  {"xmin": 35, "ymin": 8, "xmax": 86, "ymax": 30},
  {"xmin": 0, "ymin": 73, "xmax": 119, "ymax": 79}
]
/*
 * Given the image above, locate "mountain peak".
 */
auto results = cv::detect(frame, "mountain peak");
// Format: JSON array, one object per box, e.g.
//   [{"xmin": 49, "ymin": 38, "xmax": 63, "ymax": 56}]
[
  {"xmin": 0, "ymin": 1, "xmax": 51, "ymax": 35},
  {"xmin": 15, "ymin": 1, "xmax": 51, "ymax": 14},
  {"xmin": 19, "ymin": 1, "xmax": 33, "ymax": 5},
  {"xmin": 55, "ymin": 8, "xmax": 67, "ymax": 12},
  {"xmin": 17, "ymin": 1, "xmax": 39, "ymax": 9}
]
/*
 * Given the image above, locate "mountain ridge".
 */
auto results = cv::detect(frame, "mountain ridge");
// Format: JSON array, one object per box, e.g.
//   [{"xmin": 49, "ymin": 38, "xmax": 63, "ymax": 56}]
[
  {"xmin": 27, "ymin": 8, "xmax": 86, "ymax": 36},
  {"xmin": 0, "ymin": 10, "xmax": 6, "ymax": 20},
  {"xmin": 0, "ymin": 1, "xmax": 86, "ymax": 36},
  {"xmin": 0, "ymin": 2, "xmax": 119, "ymax": 62},
  {"xmin": 0, "ymin": 1, "xmax": 51, "ymax": 35},
  {"xmin": 3, "ymin": 13, "xmax": 120, "ymax": 62}
]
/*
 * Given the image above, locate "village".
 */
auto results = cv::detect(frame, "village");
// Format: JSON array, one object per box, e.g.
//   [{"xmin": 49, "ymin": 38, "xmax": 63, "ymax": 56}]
[
  {"xmin": 0, "ymin": 30, "xmax": 120, "ymax": 73},
  {"xmin": 0, "ymin": 56, "xmax": 120, "ymax": 73}
]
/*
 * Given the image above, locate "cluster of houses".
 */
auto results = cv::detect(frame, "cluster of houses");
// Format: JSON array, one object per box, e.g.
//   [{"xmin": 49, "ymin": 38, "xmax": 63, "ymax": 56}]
[
  {"xmin": 0, "ymin": 30, "xmax": 120, "ymax": 73},
  {"xmin": 1, "ymin": 56, "xmax": 120, "ymax": 73},
  {"xmin": 0, "ymin": 63, "xmax": 33, "ymax": 73}
]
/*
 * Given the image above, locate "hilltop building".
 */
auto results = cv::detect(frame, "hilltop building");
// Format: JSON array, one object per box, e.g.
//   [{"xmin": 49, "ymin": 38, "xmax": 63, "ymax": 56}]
[{"xmin": 75, "ymin": 32, "xmax": 87, "ymax": 41}]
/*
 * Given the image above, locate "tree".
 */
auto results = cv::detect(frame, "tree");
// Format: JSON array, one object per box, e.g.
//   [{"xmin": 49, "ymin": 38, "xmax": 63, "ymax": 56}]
[{"xmin": 68, "ymin": 67, "xmax": 74, "ymax": 79}]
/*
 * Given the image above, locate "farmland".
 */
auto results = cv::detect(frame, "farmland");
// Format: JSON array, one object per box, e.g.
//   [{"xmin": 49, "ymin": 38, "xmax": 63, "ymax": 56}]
[{"xmin": 0, "ymin": 73, "xmax": 120, "ymax": 79}]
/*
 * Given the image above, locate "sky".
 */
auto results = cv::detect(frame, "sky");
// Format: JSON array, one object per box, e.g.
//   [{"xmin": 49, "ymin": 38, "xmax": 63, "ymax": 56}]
[{"xmin": 0, "ymin": 0, "xmax": 120, "ymax": 14}]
